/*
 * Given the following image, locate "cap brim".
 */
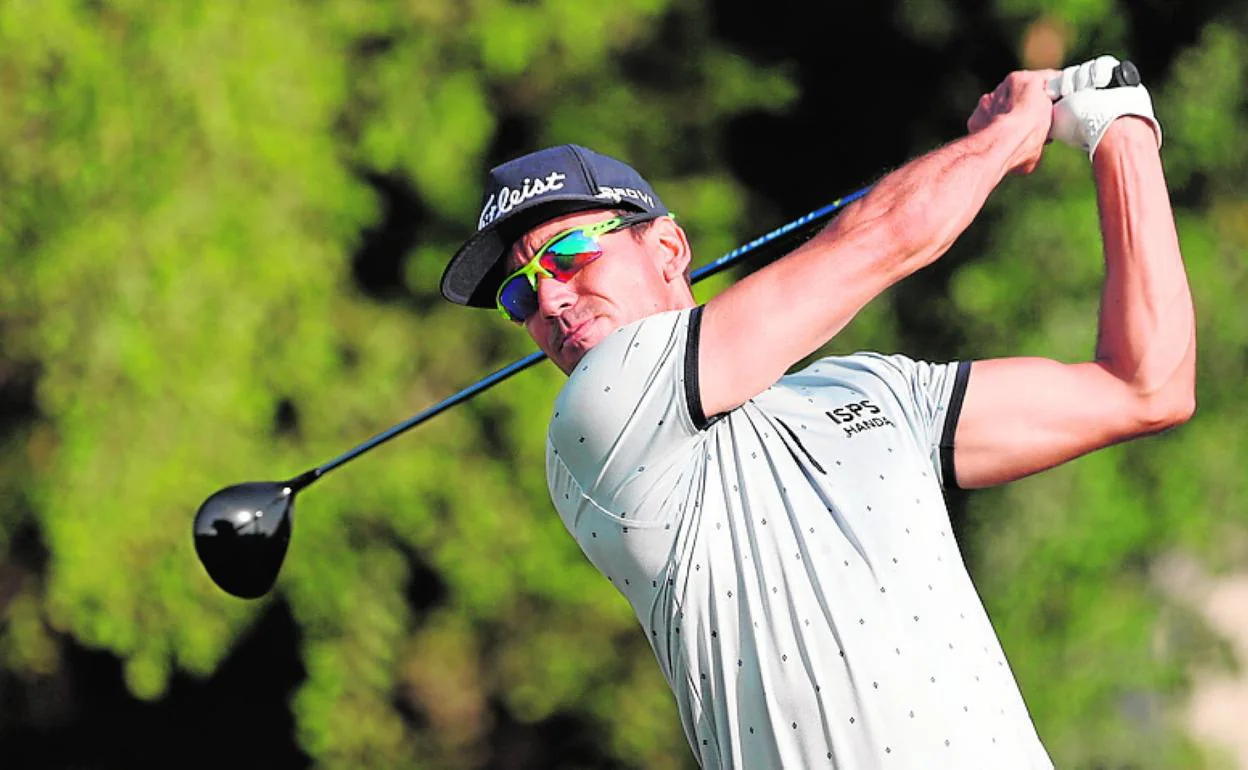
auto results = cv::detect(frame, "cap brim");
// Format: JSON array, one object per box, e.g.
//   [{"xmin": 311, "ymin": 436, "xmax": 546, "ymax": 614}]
[{"xmin": 440, "ymin": 197, "xmax": 646, "ymax": 309}]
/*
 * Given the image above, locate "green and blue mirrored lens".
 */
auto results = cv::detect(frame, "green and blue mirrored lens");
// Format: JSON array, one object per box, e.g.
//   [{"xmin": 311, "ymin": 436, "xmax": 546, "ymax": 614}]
[
  {"xmin": 542, "ymin": 230, "xmax": 603, "ymax": 278},
  {"xmin": 496, "ymin": 213, "xmax": 658, "ymax": 323},
  {"xmin": 497, "ymin": 273, "xmax": 540, "ymax": 322}
]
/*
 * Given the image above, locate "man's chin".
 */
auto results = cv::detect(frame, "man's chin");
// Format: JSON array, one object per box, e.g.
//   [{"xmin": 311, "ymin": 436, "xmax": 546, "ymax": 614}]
[
  {"xmin": 552, "ymin": 320, "xmax": 610, "ymax": 373},
  {"xmin": 554, "ymin": 339, "xmax": 593, "ymax": 374}
]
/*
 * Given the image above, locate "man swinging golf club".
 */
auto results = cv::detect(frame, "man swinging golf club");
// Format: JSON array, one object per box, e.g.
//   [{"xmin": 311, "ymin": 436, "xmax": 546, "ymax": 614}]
[{"xmin": 440, "ymin": 55, "xmax": 1195, "ymax": 769}]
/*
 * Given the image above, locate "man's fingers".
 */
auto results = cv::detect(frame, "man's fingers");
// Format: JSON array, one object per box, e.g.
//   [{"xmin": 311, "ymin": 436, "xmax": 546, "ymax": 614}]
[
  {"xmin": 1047, "ymin": 56, "xmax": 1121, "ymax": 100},
  {"xmin": 1089, "ymin": 55, "xmax": 1121, "ymax": 87},
  {"xmin": 985, "ymin": 69, "xmax": 1062, "ymax": 102},
  {"xmin": 1026, "ymin": 69, "xmax": 1062, "ymax": 100}
]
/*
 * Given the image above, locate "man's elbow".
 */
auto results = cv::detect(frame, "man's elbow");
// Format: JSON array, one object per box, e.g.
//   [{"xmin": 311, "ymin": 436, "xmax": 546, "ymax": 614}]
[{"xmin": 1136, "ymin": 382, "xmax": 1197, "ymax": 434}]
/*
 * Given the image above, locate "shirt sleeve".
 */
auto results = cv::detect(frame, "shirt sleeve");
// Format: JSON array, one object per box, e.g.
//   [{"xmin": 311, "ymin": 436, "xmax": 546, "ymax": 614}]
[
  {"xmin": 546, "ymin": 307, "xmax": 707, "ymax": 527},
  {"xmin": 842, "ymin": 352, "xmax": 971, "ymax": 489}
]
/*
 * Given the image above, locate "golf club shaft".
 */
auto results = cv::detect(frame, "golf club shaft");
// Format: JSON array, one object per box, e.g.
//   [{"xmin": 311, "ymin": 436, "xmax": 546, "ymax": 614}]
[
  {"xmin": 688, "ymin": 186, "xmax": 870, "ymax": 284},
  {"xmin": 278, "ymin": 58, "xmax": 1145, "ymax": 493},
  {"xmin": 287, "ymin": 184, "xmax": 873, "ymax": 490}
]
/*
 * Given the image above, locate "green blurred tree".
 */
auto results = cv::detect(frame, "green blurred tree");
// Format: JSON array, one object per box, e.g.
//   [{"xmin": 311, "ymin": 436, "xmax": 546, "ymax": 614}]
[{"xmin": 0, "ymin": 0, "xmax": 794, "ymax": 767}]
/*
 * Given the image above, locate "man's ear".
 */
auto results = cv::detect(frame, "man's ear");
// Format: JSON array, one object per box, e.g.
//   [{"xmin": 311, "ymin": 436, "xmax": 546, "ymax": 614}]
[{"xmin": 652, "ymin": 217, "xmax": 692, "ymax": 283}]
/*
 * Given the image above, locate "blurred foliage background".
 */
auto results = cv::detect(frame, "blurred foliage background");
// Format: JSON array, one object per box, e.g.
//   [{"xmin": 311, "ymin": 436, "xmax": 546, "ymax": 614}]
[{"xmin": 1, "ymin": 0, "xmax": 1245, "ymax": 768}]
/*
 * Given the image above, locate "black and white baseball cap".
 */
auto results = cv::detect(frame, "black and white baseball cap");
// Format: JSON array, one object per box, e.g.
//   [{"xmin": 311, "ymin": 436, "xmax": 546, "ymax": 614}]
[{"xmin": 440, "ymin": 144, "xmax": 670, "ymax": 308}]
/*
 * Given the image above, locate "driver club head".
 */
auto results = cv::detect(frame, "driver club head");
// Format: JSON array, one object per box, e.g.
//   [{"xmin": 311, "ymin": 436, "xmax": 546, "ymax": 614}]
[{"xmin": 193, "ymin": 481, "xmax": 296, "ymax": 599}]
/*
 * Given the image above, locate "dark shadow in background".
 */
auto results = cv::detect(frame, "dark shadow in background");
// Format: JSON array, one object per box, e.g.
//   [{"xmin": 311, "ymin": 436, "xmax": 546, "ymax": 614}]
[
  {"xmin": 353, "ymin": 171, "xmax": 427, "ymax": 305},
  {"xmin": 484, "ymin": 704, "xmax": 632, "ymax": 770},
  {"xmin": 0, "ymin": 600, "xmax": 310, "ymax": 770}
]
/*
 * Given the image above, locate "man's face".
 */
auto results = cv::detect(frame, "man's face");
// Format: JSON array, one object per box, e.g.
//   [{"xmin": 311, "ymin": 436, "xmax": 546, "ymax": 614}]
[{"xmin": 503, "ymin": 209, "xmax": 691, "ymax": 374}]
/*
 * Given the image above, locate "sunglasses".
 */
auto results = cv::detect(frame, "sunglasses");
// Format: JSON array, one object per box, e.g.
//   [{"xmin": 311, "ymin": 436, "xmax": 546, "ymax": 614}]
[{"xmin": 495, "ymin": 212, "xmax": 661, "ymax": 323}]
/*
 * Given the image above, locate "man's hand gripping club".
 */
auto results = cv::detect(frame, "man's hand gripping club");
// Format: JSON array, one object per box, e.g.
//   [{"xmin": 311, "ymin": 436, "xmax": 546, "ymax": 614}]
[
  {"xmin": 1047, "ymin": 54, "xmax": 1163, "ymax": 157},
  {"xmin": 966, "ymin": 67, "xmax": 1063, "ymax": 174}
]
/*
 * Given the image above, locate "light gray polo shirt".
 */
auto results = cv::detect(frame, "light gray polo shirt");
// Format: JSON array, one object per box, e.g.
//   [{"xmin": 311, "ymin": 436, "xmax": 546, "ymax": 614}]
[{"xmin": 545, "ymin": 308, "xmax": 1053, "ymax": 769}]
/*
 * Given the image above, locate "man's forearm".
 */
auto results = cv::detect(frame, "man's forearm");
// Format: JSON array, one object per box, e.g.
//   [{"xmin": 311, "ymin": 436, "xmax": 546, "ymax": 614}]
[
  {"xmin": 697, "ymin": 70, "xmax": 1056, "ymax": 418},
  {"xmin": 711, "ymin": 112, "xmax": 1046, "ymax": 373},
  {"xmin": 807, "ymin": 114, "xmax": 1042, "ymax": 288},
  {"xmin": 1092, "ymin": 118, "xmax": 1196, "ymax": 418}
]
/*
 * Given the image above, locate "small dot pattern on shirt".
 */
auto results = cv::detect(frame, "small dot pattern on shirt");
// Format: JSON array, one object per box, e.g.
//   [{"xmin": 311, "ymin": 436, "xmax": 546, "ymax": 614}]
[{"xmin": 546, "ymin": 313, "xmax": 1043, "ymax": 768}]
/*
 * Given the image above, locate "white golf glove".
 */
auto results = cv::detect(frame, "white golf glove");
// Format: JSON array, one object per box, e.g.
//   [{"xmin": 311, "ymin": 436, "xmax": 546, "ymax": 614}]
[{"xmin": 1047, "ymin": 55, "xmax": 1162, "ymax": 158}]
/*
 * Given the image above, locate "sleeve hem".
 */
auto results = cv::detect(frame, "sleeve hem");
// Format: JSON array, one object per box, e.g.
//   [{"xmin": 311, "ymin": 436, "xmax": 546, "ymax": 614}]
[
  {"xmin": 685, "ymin": 306, "xmax": 710, "ymax": 430},
  {"xmin": 939, "ymin": 360, "xmax": 972, "ymax": 490}
]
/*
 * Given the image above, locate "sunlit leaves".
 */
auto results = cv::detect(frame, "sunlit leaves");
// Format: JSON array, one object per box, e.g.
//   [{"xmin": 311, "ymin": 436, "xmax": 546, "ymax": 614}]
[
  {"xmin": 1156, "ymin": 23, "xmax": 1248, "ymax": 192},
  {"xmin": 0, "ymin": 0, "xmax": 794, "ymax": 767}
]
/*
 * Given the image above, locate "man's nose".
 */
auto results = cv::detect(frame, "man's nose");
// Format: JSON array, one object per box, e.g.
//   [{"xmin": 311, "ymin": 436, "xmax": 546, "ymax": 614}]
[{"xmin": 535, "ymin": 274, "xmax": 575, "ymax": 317}]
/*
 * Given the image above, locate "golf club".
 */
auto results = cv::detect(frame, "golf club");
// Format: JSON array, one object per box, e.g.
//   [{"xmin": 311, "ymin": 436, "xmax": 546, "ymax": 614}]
[
  {"xmin": 192, "ymin": 58, "xmax": 1143, "ymax": 600},
  {"xmin": 192, "ymin": 186, "xmax": 870, "ymax": 598}
]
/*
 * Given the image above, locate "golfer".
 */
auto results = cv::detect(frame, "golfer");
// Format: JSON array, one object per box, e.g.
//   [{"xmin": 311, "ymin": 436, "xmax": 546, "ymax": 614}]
[{"xmin": 440, "ymin": 55, "xmax": 1194, "ymax": 769}]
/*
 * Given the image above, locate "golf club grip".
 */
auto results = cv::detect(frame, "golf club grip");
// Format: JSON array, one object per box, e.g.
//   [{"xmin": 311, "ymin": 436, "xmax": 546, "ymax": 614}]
[{"xmin": 1109, "ymin": 61, "xmax": 1140, "ymax": 88}]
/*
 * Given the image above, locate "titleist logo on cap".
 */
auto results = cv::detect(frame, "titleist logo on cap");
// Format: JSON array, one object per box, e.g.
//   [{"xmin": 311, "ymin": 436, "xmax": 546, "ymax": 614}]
[{"xmin": 477, "ymin": 171, "xmax": 567, "ymax": 230}]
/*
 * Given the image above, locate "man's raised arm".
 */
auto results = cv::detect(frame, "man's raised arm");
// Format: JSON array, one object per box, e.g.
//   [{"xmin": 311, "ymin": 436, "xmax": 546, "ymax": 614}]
[
  {"xmin": 952, "ymin": 113, "xmax": 1195, "ymax": 488},
  {"xmin": 698, "ymin": 68, "xmax": 1058, "ymax": 419},
  {"xmin": 951, "ymin": 59, "xmax": 1195, "ymax": 489}
]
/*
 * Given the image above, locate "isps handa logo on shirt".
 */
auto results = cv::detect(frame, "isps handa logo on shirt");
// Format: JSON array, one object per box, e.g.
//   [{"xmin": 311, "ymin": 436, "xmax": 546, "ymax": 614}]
[{"xmin": 826, "ymin": 400, "xmax": 896, "ymax": 438}]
